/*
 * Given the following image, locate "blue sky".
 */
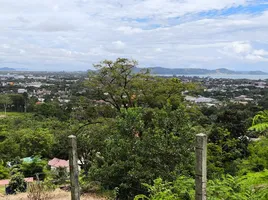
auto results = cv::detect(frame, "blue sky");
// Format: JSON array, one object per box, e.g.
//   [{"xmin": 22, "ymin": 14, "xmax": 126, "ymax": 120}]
[{"xmin": 1, "ymin": 0, "xmax": 268, "ymax": 71}]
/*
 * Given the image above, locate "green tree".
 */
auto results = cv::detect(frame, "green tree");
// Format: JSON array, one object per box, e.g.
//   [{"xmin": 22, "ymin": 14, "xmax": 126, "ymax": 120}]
[
  {"xmin": 86, "ymin": 58, "xmax": 149, "ymax": 111},
  {"xmin": 86, "ymin": 58, "xmax": 193, "ymax": 111},
  {"xmin": 207, "ymin": 127, "xmax": 249, "ymax": 177},
  {"xmin": 9, "ymin": 94, "xmax": 25, "ymax": 112},
  {"xmin": 22, "ymin": 92, "xmax": 28, "ymax": 113},
  {"xmin": 88, "ymin": 106, "xmax": 195, "ymax": 199},
  {"xmin": 240, "ymin": 137, "xmax": 268, "ymax": 172},
  {"xmin": 0, "ymin": 94, "xmax": 12, "ymax": 115},
  {"xmin": 19, "ymin": 128, "xmax": 54, "ymax": 158},
  {"xmin": 21, "ymin": 157, "xmax": 47, "ymax": 180}
]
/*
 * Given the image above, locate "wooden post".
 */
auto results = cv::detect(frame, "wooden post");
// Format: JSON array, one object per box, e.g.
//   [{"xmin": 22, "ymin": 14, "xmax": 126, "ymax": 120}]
[
  {"xmin": 195, "ymin": 133, "xmax": 207, "ymax": 200},
  {"xmin": 68, "ymin": 135, "xmax": 80, "ymax": 200}
]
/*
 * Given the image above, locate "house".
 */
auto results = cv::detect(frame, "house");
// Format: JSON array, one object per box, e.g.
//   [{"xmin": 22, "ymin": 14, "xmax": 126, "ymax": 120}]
[
  {"xmin": 48, "ymin": 158, "xmax": 69, "ymax": 171},
  {"xmin": 185, "ymin": 95, "xmax": 218, "ymax": 104},
  {"xmin": 48, "ymin": 157, "xmax": 83, "ymax": 172},
  {"xmin": 18, "ymin": 88, "xmax": 27, "ymax": 94},
  {"xmin": 234, "ymin": 95, "xmax": 254, "ymax": 101}
]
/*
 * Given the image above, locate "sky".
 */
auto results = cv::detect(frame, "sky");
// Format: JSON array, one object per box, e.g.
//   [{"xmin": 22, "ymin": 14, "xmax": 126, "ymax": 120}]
[{"xmin": 1, "ymin": 0, "xmax": 268, "ymax": 71}]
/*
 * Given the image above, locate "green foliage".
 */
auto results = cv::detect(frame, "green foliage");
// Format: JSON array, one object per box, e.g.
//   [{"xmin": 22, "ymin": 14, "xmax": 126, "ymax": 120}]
[
  {"xmin": 207, "ymin": 127, "xmax": 249, "ymax": 177},
  {"xmin": 214, "ymin": 104, "xmax": 254, "ymax": 138},
  {"xmin": 20, "ymin": 157, "xmax": 47, "ymax": 180},
  {"xmin": 8, "ymin": 172, "xmax": 27, "ymax": 194},
  {"xmin": 80, "ymin": 180, "xmax": 102, "ymax": 194},
  {"xmin": 207, "ymin": 172, "xmax": 268, "ymax": 200},
  {"xmin": 2, "ymin": 59, "xmax": 268, "ymax": 199},
  {"xmin": 87, "ymin": 58, "xmax": 147, "ymax": 111},
  {"xmin": 0, "ymin": 162, "xmax": 9, "ymax": 179},
  {"xmin": 9, "ymin": 94, "xmax": 26, "ymax": 112},
  {"xmin": 0, "ymin": 115, "xmax": 56, "ymax": 160},
  {"xmin": 19, "ymin": 128, "xmax": 54, "ymax": 158},
  {"xmin": 0, "ymin": 94, "xmax": 12, "ymax": 114},
  {"xmin": 34, "ymin": 101, "xmax": 70, "ymax": 120},
  {"xmin": 135, "ymin": 172, "xmax": 268, "ymax": 200},
  {"xmin": 240, "ymin": 137, "xmax": 268, "ymax": 172},
  {"xmin": 88, "ymin": 106, "xmax": 195, "ymax": 199},
  {"xmin": 86, "ymin": 58, "xmax": 194, "ymax": 111},
  {"xmin": 134, "ymin": 177, "xmax": 194, "ymax": 200},
  {"xmin": 249, "ymin": 110, "xmax": 268, "ymax": 134},
  {"xmin": 49, "ymin": 167, "xmax": 69, "ymax": 185}
]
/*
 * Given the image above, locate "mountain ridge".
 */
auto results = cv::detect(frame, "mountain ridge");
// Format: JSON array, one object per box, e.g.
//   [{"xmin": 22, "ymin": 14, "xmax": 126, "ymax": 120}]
[
  {"xmin": 0, "ymin": 67, "xmax": 16, "ymax": 71},
  {"xmin": 135, "ymin": 67, "xmax": 268, "ymax": 75}
]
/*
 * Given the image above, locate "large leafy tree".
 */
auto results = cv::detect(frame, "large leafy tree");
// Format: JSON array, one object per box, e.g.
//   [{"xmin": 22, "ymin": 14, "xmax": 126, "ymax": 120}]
[
  {"xmin": 88, "ymin": 107, "xmax": 196, "ymax": 199},
  {"xmin": 86, "ymin": 58, "xmax": 191, "ymax": 111},
  {"xmin": 87, "ymin": 58, "xmax": 147, "ymax": 111}
]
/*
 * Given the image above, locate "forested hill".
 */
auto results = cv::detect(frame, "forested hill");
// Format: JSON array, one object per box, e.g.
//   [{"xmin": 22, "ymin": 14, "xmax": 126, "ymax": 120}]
[{"xmin": 134, "ymin": 67, "xmax": 267, "ymax": 75}]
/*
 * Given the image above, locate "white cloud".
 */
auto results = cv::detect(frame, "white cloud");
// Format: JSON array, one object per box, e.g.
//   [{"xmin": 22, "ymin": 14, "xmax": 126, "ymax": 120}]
[
  {"xmin": 117, "ymin": 26, "xmax": 143, "ymax": 34},
  {"xmin": 230, "ymin": 41, "xmax": 252, "ymax": 54},
  {"xmin": 31, "ymin": 20, "xmax": 77, "ymax": 32},
  {"xmin": 0, "ymin": 0, "xmax": 268, "ymax": 71},
  {"xmin": 155, "ymin": 48, "xmax": 163, "ymax": 52},
  {"xmin": 222, "ymin": 41, "xmax": 268, "ymax": 62},
  {"xmin": 112, "ymin": 41, "xmax": 126, "ymax": 50}
]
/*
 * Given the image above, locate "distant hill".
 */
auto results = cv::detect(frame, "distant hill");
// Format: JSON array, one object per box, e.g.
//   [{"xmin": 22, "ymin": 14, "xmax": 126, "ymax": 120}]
[
  {"xmin": 134, "ymin": 67, "xmax": 268, "ymax": 75},
  {"xmin": 0, "ymin": 67, "xmax": 16, "ymax": 71}
]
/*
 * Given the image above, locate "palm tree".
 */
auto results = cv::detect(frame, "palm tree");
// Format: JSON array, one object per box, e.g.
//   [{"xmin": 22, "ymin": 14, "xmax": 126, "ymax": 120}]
[{"xmin": 249, "ymin": 110, "xmax": 268, "ymax": 134}]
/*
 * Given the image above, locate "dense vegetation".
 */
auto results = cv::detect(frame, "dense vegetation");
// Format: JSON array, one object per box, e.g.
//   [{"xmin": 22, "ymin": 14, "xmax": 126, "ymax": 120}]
[{"xmin": 0, "ymin": 58, "xmax": 267, "ymax": 199}]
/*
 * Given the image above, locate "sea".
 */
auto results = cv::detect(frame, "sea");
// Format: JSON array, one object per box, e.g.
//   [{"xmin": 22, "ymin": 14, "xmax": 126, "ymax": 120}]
[{"xmin": 157, "ymin": 74, "xmax": 268, "ymax": 80}]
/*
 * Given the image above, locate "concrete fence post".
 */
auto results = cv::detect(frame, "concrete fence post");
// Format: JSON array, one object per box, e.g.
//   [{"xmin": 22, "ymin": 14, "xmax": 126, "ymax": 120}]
[
  {"xmin": 195, "ymin": 133, "xmax": 207, "ymax": 200},
  {"xmin": 68, "ymin": 135, "xmax": 80, "ymax": 200}
]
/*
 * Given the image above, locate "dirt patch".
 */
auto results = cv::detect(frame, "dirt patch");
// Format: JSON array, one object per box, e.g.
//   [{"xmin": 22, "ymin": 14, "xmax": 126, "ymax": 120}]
[{"xmin": 0, "ymin": 189, "xmax": 107, "ymax": 200}]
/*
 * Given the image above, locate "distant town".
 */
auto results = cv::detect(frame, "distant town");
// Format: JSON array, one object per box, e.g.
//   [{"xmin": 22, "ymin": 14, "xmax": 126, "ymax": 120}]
[{"xmin": 1, "ymin": 70, "xmax": 268, "ymax": 109}]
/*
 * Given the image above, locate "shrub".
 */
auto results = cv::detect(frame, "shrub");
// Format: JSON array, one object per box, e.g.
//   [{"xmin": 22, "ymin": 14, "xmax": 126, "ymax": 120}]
[
  {"xmin": 0, "ymin": 163, "xmax": 9, "ymax": 179},
  {"xmin": 21, "ymin": 157, "xmax": 47, "ymax": 180},
  {"xmin": 80, "ymin": 181, "xmax": 102, "ymax": 194},
  {"xmin": 27, "ymin": 181, "xmax": 55, "ymax": 200},
  {"xmin": 7, "ymin": 172, "xmax": 27, "ymax": 194}
]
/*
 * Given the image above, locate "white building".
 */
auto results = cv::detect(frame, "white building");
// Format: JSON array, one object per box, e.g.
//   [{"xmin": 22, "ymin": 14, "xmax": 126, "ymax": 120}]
[{"xmin": 18, "ymin": 89, "xmax": 27, "ymax": 94}]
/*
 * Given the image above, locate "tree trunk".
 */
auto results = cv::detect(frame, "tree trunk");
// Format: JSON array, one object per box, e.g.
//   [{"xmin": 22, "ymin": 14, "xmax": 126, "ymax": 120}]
[{"xmin": 4, "ymin": 104, "xmax": 7, "ymax": 116}]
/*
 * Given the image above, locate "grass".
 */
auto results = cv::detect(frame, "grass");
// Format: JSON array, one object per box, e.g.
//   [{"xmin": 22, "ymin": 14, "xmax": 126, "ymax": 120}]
[
  {"xmin": 0, "ymin": 112, "xmax": 32, "ymax": 118},
  {"xmin": 0, "ymin": 189, "xmax": 107, "ymax": 200},
  {"xmin": 0, "ymin": 185, "xmax": 5, "ymax": 195}
]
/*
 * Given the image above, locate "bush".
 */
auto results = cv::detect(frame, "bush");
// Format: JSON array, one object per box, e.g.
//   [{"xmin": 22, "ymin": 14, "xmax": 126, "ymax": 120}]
[
  {"xmin": 27, "ymin": 181, "xmax": 54, "ymax": 200},
  {"xmin": 135, "ymin": 177, "xmax": 194, "ymax": 200},
  {"xmin": 50, "ymin": 167, "xmax": 69, "ymax": 185},
  {"xmin": 21, "ymin": 157, "xmax": 47, "ymax": 180},
  {"xmin": 135, "ymin": 172, "xmax": 268, "ymax": 200},
  {"xmin": 80, "ymin": 181, "xmax": 102, "ymax": 194},
  {"xmin": 0, "ymin": 162, "xmax": 9, "ymax": 179},
  {"xmin": 7, "ymin": 172, "xmax": 27, "ymax": 194}
]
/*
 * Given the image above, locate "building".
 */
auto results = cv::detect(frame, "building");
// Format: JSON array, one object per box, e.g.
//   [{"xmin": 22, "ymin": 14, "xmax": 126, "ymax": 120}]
[
  {"xmin": 48, "ymin": 158, "xmax": 69, "ymax": 171},
  {"xmin": 18, "ymin": 89, "xmax": 27, "ymax": 94},
  {"xmin": 234, "ymin": 95, "xmax": 254, "ymax": 101}
]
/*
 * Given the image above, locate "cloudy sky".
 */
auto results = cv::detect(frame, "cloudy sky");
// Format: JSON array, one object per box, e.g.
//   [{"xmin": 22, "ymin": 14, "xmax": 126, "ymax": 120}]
[{"xmin": 1, "ymin": 0, "xmax": 268, "ymax": 71}]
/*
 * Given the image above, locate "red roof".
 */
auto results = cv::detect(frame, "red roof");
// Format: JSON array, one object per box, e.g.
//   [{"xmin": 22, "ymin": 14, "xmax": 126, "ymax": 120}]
[
  {"xmin": 48, "ymin": 158, "xmax": 69, "ymax": 168},
  {"xmin": 0, "ymin": 177, "xmax": 34, "ymax": 186}
]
